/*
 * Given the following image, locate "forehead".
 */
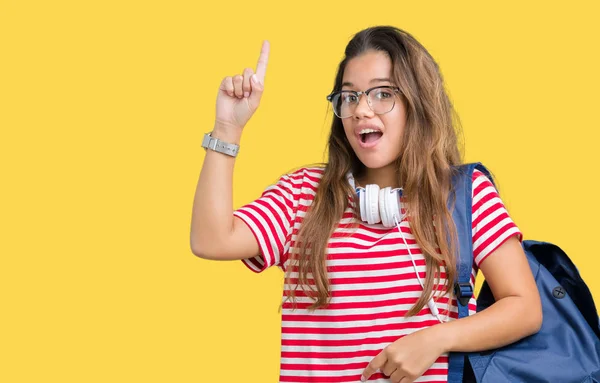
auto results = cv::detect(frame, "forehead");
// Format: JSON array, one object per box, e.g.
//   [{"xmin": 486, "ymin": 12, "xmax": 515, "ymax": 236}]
[{"xmin": 342, "ymin": 50, "xmax": 392, "ymax": 87}]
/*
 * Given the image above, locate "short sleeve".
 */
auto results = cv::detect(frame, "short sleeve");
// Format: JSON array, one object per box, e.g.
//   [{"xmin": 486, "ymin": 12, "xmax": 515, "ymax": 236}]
[
  {"xmin": 471, "ymin": 169, "xmax": 523, "ymax": 267},
  {"xmin": 233, "ymin": 172, "xmax": 300, "ymax": 273}
]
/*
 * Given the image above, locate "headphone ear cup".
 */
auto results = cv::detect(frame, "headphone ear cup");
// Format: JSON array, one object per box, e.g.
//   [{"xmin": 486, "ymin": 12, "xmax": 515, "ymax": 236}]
[
  {"xmin": 365, "ymin": 184, "xmax": 380, "ymax": 224},
  {"xmin": 358, "ymin": 188, "xmax": 367, "ymax": 222},
  {"xmin": 379, "ymin": 187, "xmax": 390, "ymax": 227},
  {"xmin": 379, "ymin": 187, "xmax": 401, "ymax": 228},
  {"xmin": 387, "ymin": 188, "xmax": 402, "ymax": 226}
]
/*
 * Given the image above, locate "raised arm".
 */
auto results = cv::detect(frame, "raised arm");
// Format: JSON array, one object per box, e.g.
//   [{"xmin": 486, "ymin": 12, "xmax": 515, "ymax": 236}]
[{"xmin": 190, "ymin": 40, "xmax": 270, "ymax": 260}]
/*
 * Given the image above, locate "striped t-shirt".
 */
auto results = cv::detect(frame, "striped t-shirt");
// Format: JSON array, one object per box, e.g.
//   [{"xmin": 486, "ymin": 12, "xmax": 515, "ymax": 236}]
[{"xmin": 233, "ymin": 167, "xmax": 522, "ymax": 383}]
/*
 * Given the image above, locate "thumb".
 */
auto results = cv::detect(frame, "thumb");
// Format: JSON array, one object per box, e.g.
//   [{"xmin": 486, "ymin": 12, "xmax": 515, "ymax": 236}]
[{"xmin": 248, "ymin": 74, "xmax": 264, "ymax": 108}]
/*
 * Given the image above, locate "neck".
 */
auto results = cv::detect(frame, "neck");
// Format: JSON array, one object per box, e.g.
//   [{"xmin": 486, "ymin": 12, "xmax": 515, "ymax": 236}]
[{"xmin": 356, "ymin": 163, "xmax": 401, "ymax": 189}]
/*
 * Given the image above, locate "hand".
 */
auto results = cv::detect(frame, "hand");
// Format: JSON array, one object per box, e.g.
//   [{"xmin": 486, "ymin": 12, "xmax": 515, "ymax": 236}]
[
  {"xmin": 215, "ymin": 40, "xmax": 270, "ymax": 131},
  {"xmin": 361, "ymin": 327, "xmax": 445, "ymax": 383}
]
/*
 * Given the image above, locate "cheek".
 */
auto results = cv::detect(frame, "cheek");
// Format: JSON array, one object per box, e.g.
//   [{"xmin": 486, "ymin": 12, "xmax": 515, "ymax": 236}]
[
  {"xmin": 382, "ymin": 113, "xmax": 406, "ymax": 139},
  {"xmin": 387, "ymin": 99, "xmax": 407, "ymax": 126},
  {"xmin": 342, "ymin": 121, "xmax": 355, "ymax": 141}
]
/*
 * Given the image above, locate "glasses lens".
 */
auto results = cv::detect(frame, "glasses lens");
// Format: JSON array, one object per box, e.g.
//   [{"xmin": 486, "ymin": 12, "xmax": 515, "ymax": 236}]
[
  {"xmin": 331, "ymin": 91, "xmax": 357, "ymax": 118},
  {"xmin": 369, "ymin": 88, "xmax": 396, "ymax": 114},
  {"xmin": 329, "ymin": 88, "xmax": 397, "ymax": 118}
]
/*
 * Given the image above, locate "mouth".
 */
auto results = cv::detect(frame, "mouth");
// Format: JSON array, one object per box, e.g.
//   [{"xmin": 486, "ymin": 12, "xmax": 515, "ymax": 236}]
[{"xmin": 358, "ymin": 131, "xmax": 383, "ymax": 148}]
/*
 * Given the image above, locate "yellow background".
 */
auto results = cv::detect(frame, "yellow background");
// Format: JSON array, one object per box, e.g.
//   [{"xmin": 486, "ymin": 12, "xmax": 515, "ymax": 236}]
[{"xmin": 1, "ymin": 1, "xmax": 599, "ymax": 382}]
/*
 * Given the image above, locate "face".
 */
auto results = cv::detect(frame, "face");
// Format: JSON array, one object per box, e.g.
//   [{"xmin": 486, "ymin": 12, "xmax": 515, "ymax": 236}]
[{"xmin": 340, "ymin": 50, "xmax": 407, "ymax": 171}]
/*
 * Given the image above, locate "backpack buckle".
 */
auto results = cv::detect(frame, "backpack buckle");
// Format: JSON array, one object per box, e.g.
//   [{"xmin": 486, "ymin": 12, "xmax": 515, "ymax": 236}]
[{"xmin": 454, "ymin": 282, "xmax": 473, "ymax": 307}]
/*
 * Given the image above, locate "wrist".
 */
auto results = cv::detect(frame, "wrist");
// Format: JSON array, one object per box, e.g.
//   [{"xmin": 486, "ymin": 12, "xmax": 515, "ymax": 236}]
[
  {"xmin": 211, "ymin": 123, "xmax": 242, "ymax": 145},
  {"xmin": 428, "ymin": 322, "xmax": 455, "ymax": 354}
]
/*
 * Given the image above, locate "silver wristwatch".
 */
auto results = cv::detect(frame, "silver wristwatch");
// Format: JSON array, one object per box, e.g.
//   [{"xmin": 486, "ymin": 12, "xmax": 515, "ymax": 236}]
[{"xmin": 201, "ymin": 132, "xmax": 240, "ymax": 157}]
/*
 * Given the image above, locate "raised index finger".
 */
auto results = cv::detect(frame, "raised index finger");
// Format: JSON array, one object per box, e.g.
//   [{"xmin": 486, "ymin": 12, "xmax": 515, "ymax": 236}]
[{"xmin": 255, "ymin": 40, "xmax": 270, "ymax": 83}]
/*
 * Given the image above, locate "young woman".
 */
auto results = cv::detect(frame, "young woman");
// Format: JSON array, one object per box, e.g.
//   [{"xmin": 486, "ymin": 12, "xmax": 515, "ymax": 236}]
[{"xmin": 191, "ymin": 26, "xmax": 542, "ymax": 383}]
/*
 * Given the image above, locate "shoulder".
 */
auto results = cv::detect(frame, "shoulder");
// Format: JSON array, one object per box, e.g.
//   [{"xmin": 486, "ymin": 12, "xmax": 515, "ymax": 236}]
[
  {"xmin": 471, "ymin": 168, "xmax": 498, "ymax": 194},
  {"xmin": 285, "ymin": 165, "xmax": 326, "ymax": 180},
  {"xmin": 472, "ymin": 168, "xmax": 493, "ymax": 184},
  {"xmin": 278, "ymin": 165, "xmax": 326, "ymax": 192}
]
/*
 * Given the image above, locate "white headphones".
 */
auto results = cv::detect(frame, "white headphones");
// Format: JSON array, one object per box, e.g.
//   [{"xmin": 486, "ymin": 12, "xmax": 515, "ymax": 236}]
[
  {"xmin": 346, "ymin": 171, "xmax": 447, "ymax": 323},
  {"xmin": 346, "ymin": 172, "xmax": 403, "ymax": 228}
]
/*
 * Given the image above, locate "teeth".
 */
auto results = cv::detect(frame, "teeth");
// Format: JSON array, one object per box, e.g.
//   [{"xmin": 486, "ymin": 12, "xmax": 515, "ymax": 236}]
[{"xmin": 359, "ymin": 128, "xmax": 381, "ymax": 135}]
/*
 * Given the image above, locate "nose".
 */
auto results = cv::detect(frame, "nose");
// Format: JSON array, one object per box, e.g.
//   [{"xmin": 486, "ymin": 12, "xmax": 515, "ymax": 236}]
[{"xmin": 353, "ymin": 93, "xmax": 374, "ymax": 119}]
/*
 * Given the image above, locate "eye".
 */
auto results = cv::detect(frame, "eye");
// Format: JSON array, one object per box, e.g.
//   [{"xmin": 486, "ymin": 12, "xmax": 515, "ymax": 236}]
[
  {"xmin": 341, "ymin": 92, "xmax": 358, "ymax": 104},
  {"xmin": 374, "ymin": 90, "xmax": 393, "ymax": 100}
]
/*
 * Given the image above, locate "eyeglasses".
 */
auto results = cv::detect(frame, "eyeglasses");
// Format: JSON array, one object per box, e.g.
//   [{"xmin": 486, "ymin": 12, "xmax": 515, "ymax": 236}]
[{"xmin": 326, "ymin": 85, "xmax": 402, "ymax": 119}]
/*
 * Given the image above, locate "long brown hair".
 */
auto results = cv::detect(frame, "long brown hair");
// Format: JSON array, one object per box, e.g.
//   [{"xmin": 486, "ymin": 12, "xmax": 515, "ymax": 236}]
[{"xmin": 283, "ymin": 26, "xmax": 463, "ymax": 316}]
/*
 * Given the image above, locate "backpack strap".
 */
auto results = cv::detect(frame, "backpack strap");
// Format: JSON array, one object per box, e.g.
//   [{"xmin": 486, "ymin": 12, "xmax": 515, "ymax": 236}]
[{"xmin": 447, "ymin": 162, "xmax": 495, "ymax": 383}]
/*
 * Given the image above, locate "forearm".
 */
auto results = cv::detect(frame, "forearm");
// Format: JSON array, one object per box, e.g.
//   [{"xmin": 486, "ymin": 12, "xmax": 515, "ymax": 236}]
[
  {"xmin": 190, "ymin": 123, "xmax": 242, "ymax": 256},
  {"xmin": 433, "ymin": 295, "xmax": 542, "ymax": 353}
]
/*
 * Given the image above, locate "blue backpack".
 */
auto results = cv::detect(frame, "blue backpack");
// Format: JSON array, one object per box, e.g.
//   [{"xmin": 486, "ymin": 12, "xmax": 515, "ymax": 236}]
[{"xmin": 447, "ymin": 163, "xmax": 600, "ymax": 382}]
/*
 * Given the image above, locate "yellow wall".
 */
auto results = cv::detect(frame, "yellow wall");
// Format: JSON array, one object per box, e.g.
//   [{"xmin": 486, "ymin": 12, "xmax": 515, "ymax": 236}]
[{"xmin": 2, "ymin": 1, "xmax": 599, "ymax": 382}]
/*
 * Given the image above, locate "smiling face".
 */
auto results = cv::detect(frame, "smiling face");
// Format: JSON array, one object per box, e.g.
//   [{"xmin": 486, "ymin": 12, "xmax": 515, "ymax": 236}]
[{"xmin": 341, "ymin": 50, "xmax": 407, "ymax": 175}]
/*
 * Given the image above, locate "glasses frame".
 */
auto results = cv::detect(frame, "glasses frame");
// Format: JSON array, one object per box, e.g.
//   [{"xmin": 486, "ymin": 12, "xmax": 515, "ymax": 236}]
[{"xmin": 326, "ymin": 85, "xmax": 402, "ymax": 119}]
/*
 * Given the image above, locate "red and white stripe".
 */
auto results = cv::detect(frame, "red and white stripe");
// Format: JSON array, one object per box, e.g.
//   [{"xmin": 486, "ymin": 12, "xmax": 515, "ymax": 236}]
[{"xmin": 233, "ymin": 167, "xmax": 522, "ymax": 383}]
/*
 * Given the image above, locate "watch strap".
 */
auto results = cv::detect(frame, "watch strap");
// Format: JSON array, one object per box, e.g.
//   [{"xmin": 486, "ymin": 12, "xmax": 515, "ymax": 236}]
[{"xmin": 201, "ymin": 132, "xmax": 240, "ymax": 157}]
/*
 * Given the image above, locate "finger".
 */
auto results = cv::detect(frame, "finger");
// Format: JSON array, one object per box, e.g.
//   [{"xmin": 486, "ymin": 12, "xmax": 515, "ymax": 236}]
[
  {"xmin": 242, "ymin": 68, "xmax": 253, "ymax": 98},
  {"xmin": 361, "ymin": 352, "xmax": 386, "ymax": 381},
  {"xmin": 382, "ymin": 360, "xmax": 396, "ymax": 376},
  {"xmin": 247, "ymin": 73, "xmax": 264, "ymax": 108},
  {"xmin": 232, "ymin": 74, "xmax": 243, "ymax": 98},
  {"xmin": 255, "ymin": 40, "xmax": 270, "ymax": 84},
  {"xmin": 390, "ymin": 369, "xmax": 408, "ymax": 383},
  {"xmin": 248, "ymin": 73, "xmax": 264, "ymax": 110},
  {"xmin": 219, "ymin": 76, "xmax": 234, "ymax": 97}
]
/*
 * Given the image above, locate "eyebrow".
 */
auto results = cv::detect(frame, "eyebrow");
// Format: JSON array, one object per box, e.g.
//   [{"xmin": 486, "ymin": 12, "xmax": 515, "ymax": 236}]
[{"xmin": 341, "ymin": 78, "xmax": 391, "ymax": 88}]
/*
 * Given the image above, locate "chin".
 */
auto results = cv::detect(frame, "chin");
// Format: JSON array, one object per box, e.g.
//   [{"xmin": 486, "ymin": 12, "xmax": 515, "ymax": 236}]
[{"xmin": 355, "ymin": 153, "xmax": 396, "ymax": 170}]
